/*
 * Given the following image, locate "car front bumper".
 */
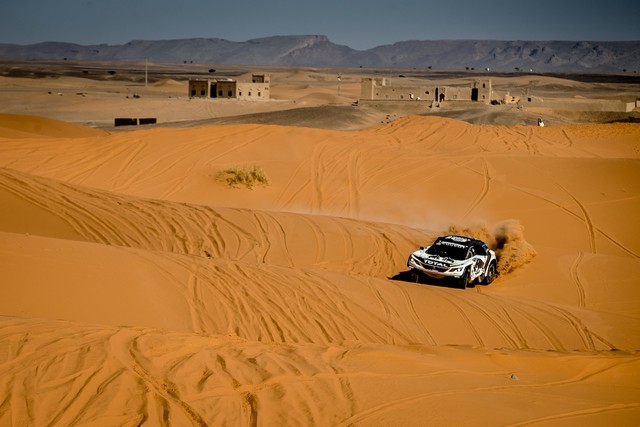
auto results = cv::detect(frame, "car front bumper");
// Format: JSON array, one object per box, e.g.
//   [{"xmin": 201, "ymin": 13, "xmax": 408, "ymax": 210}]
[{"xmin": 407, "ymin": 256, "xmax": 465, "ymax": 279}]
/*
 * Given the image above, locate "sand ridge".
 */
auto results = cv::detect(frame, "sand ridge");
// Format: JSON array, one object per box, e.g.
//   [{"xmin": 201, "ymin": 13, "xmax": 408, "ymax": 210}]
[{"xmin": 0, "ymin": 70, "xmax": 639, "ymax": 425}]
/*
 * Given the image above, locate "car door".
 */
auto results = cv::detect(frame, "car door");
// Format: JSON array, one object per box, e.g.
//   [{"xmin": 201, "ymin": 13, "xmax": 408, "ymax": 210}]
[{"xmin": 469, "ymin": 246, "xmax": 485, "ymax": 279}]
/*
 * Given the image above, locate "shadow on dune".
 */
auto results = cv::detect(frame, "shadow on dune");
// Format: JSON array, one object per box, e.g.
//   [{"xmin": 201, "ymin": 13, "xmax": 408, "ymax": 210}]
[
  {"xmin": 388, "ymin": 270, "xmax": 483, "ymax": 290},
  {"xmin": 153, "ymin": 105, "xmax": 372, "ymax": 131}
]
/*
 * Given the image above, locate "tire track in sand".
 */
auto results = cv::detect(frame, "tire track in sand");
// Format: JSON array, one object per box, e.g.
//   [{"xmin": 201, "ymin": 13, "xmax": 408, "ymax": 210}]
[
  {"xmin": 346, "ymin": 150, "xmax": 362, "ymax": 218},
  {"xmin": 509, "ymin": 177, "xmax": 639, "ymax": 258},
  {"xmin": 453, "ymin": 293, "xmax": 521, "ymax": 349},
  {"xmin": 570, "ymin": 252, "xmax": 587, "ymax": 308},
  {"xmin": 480, "ymin": 295, "xmax": 530, "ymax": 349},
  {"xmin": 463, "ymin": 158, "xmax": 490, "ymax": 218},
  {"xmin": 399, "ymin": 287, "xmax": 438, "ymax": 345},
  {"xmin": 561, "ymin": 128, "xmax": 604, "ymax": 158},
  {"xmin": 506, "ymin": 295, "xmax": 616, "ymax": 351},
  {"xmin": 337, "ymin": 356, "xmax": 640, "ymax": 426},
  {"xmin": 309, "ymin": 142, "xmax": 327, "ymax": 213},
  {"xmin": 550, "ymin": 305, "xmax": 617, "ymax": 350},
  {"xmin": 435, "ymin": 291, "xmax": 485, "ymax": 347},
  {"xmin": 557, "ymin": 183, "xmax": 640, "ymax": 258},
  {"xmin": 497, "ymin": 301, "xmax": 566, "ymax": 351},
  {"xmin": 49, "ymin": 367, "xmax": 127, "ymax": 427},
  {"xmin": 273, "ymin": 135, "xmax": 332, "ymax": 211},
  {"xmin": 510, "ymin": 403, "xmax": 640, "ymax": 426},
  {"xmin": 109, "ymin": 329, "xmax": 207, "ymax": 426},
  {"xmin": 557, "ymin": 183, "xmax": 597, "ymax": 253}
]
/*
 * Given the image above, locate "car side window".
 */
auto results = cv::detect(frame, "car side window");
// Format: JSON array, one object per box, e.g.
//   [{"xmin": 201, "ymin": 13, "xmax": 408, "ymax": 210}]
[{"xmin": 474, "ymin": 243, "xmax": 487, "ymax": 256}]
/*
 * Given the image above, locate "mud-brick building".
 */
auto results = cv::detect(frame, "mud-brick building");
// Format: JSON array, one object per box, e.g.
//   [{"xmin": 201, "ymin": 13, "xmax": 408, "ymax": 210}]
[
  {"xmin": 360, "ymin": 77, "xmax": 492, "ymax": 104},
  {"xmin": 189, "ymin": 73, "xmax": 270, "ymax": 100}
]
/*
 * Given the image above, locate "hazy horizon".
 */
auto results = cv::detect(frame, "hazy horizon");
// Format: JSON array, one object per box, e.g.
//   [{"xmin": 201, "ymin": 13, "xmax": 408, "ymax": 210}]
[{"xmin": 1, "ymin": 0, "xmax": 639, "ymax": 51}]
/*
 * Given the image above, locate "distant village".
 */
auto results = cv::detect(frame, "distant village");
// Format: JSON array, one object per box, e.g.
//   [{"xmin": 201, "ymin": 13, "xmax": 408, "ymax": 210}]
[
  {"xmin": 188, "ymin": 73, "xmax": 639, "ymax": 113},
  {"xmin": 357, "ymin": 77, "xmax": 638, "ymax": 112}
]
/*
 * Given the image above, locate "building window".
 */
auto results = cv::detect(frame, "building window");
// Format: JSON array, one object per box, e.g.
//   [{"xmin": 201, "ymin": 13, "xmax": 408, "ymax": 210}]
[
  {"xmin": 483, "ymin": 83, "xmax": 486, "ymax": 88},
  {"xmin": 239, "ymin": 92, "xmax": 242, "ymax": 96},
  {"xmin": 219, "ymin": 90, "xmax": 223, "ymax": 97},
  {"xmin": 200, "ymin": 90, "xmax": 205, "ymax": 96},
  {"xmin": 248, "ymin": 92, "xmax": 252, "ymax": 97},
  {"xmin": 258, "ymin": 92, "xmax": 261, "ymax": 97},
  {"xmin": 228, "ymin": 91, "xmax": 233, "ymax": 97},
  {"xmin": 191, "ymin": 90, "xmax": 196, "ymax": 96}
]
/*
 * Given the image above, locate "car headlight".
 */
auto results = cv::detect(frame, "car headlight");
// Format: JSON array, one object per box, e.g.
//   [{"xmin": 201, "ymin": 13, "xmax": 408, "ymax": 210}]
[{"xmin": 449, "ymin": 265, "xmax": 465, "ymax": 273}]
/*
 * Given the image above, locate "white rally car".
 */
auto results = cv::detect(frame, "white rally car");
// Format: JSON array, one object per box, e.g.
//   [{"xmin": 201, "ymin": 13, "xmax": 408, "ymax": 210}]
[{"xmin": 407, "ymin": 235, "xmax": 497, "ymax": 288}]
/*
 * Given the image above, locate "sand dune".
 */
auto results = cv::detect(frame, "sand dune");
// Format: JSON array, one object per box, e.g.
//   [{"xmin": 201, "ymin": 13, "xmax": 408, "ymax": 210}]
[
  {"xmin": 1, "ymin": 101, "xmax": 639, "ymax": 425},
  {"xmin": 2, "ymin": 315, "xmax": 638, "ymax": 426},
  {"xmin": 2, "ymin": 168, "xmax": 637, "ymax": 350},
  {"xmin": 0, "ymin": 113, "xmax": 108, "ymax": 138}
]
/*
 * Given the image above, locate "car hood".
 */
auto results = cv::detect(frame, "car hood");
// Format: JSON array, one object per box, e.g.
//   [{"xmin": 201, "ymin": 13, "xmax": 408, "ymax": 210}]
[{"xmin": 411, "ymin": 250, "xmax": 464, "ymax": 267}]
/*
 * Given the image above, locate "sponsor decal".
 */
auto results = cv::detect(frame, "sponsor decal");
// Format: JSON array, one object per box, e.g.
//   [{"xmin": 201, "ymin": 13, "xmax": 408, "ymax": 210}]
[
  {"xmin": 437, "ymin": 241, "xmax": 466, "ymax": 249},
  {"xmin": 423, "ymin": 259, "xmax": 449, "ymax": 268}
]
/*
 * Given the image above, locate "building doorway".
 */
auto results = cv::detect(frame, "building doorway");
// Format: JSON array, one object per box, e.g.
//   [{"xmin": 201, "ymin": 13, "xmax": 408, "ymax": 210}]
[
  {"xmin": 471, "ymin": 88, "xmax": 478, "ymax": 101},
  {"xmin": 210, "ymin": 83, "xmax": 217, "ymax": 98}
]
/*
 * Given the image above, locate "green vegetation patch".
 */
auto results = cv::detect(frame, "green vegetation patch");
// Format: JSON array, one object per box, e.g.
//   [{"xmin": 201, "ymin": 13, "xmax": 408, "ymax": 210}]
[{"xmin": 217, "ymin": 165, "xmax": 270, "ymax": 189}]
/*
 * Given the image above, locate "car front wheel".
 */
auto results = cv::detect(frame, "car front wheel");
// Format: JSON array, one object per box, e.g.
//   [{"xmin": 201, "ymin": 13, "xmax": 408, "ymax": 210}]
[
  {"xmin": 408, "ymin": 270, "xmax": 420, "ymax": 283},
  {"xmin": 459, "ymin": 269, "xmax": 472, "ymax": 289}
]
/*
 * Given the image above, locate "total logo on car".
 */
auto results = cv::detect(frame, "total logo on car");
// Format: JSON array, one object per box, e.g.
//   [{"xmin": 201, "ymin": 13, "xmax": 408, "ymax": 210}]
[{"xmin": 407, "ymin": 235, "xmax": 497, "ymax": 288}]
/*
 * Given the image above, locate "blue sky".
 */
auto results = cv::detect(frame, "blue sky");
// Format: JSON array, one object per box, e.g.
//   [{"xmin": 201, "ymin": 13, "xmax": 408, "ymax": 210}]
[{"xmin": 1, "ymin": 0, "xmax": 639, "ymax": 50}]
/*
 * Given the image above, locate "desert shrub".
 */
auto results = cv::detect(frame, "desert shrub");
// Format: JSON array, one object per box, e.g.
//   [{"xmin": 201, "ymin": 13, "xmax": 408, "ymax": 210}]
[{"xmin": 217, "ymin": 165, "xmax": 270, "ymax": 188}]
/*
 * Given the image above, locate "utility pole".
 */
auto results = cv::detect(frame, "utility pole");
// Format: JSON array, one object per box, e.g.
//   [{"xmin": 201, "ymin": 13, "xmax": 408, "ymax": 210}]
[
  {"xmin": 337, "ymin": 73, "xmax": 341, "ymax": 97},
  {"xmin": 145, "ymin": 58, "xmax": 148, "ymax": 88}
]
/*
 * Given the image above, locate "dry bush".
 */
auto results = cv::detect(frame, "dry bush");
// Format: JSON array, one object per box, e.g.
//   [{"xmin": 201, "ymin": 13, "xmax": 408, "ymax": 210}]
[{"xmin": 217, "ymin": 165, "xmax": 270, "ymax": 188}]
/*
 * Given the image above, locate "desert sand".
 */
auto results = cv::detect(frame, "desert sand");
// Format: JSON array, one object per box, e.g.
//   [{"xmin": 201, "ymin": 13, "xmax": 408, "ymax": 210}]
[{"xmin": 0, "ymin": 63, "xmax": 639, "ymax": 426}]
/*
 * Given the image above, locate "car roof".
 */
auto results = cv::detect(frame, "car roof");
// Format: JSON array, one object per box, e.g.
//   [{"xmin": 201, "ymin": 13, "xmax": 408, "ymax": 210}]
[{"xmin": 433, "ymin": 235, "xmax": 487, "ymax": 248}]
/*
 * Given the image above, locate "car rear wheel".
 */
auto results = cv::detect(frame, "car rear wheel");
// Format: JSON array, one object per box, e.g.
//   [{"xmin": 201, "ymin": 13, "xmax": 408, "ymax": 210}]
[{"xmin": 482, "ymin": 262, "xmax": 496, "ymax": 285}]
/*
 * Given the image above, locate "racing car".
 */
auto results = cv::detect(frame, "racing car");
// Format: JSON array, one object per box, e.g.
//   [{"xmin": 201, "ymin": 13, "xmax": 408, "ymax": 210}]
[{"xmin": 407, "ymin": 235, "xmax": 497, "ymax": 288}]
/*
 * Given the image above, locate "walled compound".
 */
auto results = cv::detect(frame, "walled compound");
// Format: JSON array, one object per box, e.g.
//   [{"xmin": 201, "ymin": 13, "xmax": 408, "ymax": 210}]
[
  {"xmin": 360, "ymin": 76, "xmax": 638, "ymax": 113},
  {"xmin": 360, "ymin": 77, "xmax": 492, "ymax": 104},
  {"xmin": 189, "ymin": 73, "xmax": 270, "ymax": 101}
]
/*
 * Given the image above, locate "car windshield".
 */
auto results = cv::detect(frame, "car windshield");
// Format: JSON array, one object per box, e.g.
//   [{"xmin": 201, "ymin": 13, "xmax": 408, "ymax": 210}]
[{"xmin": 426, "ymin": 243, "xmax": 468, "ymax": 260}]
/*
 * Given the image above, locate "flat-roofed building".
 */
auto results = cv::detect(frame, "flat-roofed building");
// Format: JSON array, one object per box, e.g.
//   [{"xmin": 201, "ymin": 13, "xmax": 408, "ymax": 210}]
[
  {"xmin": 360, "ymin": 77, "xmax": 492, "ymax": 104},
  {"xmin": 188, "ymin": 73, "xmax": 270, "ymax": 100}
]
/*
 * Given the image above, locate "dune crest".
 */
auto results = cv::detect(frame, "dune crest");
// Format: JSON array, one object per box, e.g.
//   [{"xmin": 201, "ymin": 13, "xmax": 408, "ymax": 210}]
[{"xmin": 0, "ymin": 113, "xmax": 107, "ymax": 138}]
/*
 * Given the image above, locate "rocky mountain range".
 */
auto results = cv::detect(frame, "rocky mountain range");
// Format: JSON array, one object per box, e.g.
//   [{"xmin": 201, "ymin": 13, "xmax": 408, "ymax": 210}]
[{"xmin": 1, "ymin": 35, "xmax": 639, "ymax": 73}]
